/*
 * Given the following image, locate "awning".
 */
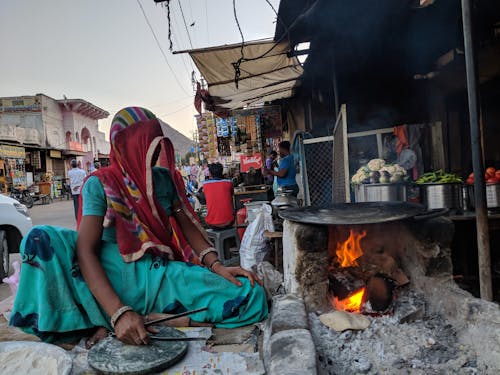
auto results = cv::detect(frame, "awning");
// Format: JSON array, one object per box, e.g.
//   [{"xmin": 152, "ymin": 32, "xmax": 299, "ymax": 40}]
[{"xmin": 180, "ymin": 39, "xmax": 303, "ymax": 111}]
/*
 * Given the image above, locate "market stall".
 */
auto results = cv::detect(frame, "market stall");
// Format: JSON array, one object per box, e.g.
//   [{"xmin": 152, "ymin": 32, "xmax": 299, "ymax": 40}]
[{"xmin": 0, "ymin": 144, "xmax": 27, "ymax": 193}]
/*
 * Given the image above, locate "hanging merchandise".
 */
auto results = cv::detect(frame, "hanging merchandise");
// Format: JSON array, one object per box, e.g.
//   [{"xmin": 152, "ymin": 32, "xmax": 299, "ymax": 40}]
[
  {"xmin": 196, "ymin": 113, "xmax": 218, "ymax": 160},
  {"xmin": 31, "ymin": 151, "xmax": 42, "ymax": 169},
  {"xmin": 217, "ymin": 137, "xmax": 231, "ymax": 157}
]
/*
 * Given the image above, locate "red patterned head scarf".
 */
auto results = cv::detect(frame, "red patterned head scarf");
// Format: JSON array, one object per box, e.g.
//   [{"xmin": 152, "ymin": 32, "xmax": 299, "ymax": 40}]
[{"xmin": 78, "ymin": 107, "xmax": 203, "ymax": 263}]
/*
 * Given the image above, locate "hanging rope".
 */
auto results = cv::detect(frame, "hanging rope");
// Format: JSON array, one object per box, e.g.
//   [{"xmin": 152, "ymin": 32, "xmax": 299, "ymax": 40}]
[
  {"xmin": 165, "ymin": 1, "xmax": 174, "ymax": 51},
  {"xmin": 232, "ymin": 0, "xmax": 245, "ymax": 89}
]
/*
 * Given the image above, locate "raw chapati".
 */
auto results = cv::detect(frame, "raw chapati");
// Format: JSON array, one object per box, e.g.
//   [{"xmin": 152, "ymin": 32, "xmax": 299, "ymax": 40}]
[
  {"xmin": 319, "ymin": 311, "xmax": 371, "ymax": 332},
  {"xmin": 0, "ymin": 341, "xmax": 72, "ymax": 375}
]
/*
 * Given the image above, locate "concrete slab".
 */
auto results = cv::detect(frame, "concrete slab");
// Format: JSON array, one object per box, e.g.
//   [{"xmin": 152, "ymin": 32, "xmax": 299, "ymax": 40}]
[{"xmin": 268, "ymin": 328, "xmax": 317, "ymax": 375}]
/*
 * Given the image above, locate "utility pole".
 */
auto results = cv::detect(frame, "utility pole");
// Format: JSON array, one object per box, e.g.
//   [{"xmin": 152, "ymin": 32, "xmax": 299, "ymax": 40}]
[{"xmin": 461, "ymin": 0, "xmax": 492, "ymax": 300}]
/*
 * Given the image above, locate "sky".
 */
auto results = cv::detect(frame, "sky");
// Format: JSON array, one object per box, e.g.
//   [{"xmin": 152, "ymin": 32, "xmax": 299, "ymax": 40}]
[{"xmin": 0, "ymin": 0, "xmax": 280, "ymax": 138}]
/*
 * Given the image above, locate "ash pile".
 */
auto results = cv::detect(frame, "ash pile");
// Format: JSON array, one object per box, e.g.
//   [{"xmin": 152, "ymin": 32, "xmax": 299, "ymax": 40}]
[{"xmin": 310, "ymin": 289, "xmax": 481, "ymax": 375}]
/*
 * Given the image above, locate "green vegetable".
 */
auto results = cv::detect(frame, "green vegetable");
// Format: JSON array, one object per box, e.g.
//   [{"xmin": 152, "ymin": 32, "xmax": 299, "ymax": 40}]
[{"xmin": 415, "ymin": 170, "xmax": 462, "ymax": 184}]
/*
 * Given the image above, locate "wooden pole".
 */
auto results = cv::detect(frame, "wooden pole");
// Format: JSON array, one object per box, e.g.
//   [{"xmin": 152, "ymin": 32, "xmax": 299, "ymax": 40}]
[{"xmin": 461, "ymin": 0, "xmax": 493, "ymax": 300}]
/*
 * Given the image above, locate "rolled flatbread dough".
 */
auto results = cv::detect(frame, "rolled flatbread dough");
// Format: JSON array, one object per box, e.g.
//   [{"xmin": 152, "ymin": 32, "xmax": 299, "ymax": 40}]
[
  {"xmin": 319, "ymin": 311, "xmax": 371, "ymax": 332},
  {"xmin": 0, "ymin": 348, "xmax": 59, "ymax": 375}
]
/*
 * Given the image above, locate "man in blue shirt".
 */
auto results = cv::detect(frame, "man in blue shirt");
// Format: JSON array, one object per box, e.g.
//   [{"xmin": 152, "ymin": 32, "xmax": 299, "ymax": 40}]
[{"xmin": 263, "ymin": 141, "xmax": 299, "ymax": 196}]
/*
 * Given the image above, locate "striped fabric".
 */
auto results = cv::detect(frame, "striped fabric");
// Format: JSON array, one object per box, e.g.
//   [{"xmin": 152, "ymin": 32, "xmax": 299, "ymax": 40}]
[{"xmin": 110, "ymin": 107, "xmax": 156, "ymax": 143}]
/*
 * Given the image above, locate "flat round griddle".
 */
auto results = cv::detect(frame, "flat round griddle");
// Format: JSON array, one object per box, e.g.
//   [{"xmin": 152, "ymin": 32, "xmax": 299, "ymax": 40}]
[
  {"xmin": 88, "ymin": 327, "xmax": 188, "ymax": 375},
  {"xmin": 279, "ymin": 202, "xmax": 427, "ymax": 225}
]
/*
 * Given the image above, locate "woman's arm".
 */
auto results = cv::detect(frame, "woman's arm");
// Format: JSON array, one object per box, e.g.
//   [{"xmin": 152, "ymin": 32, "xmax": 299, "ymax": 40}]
[
  {"xmin": 173, "ymin": 203, "xmax": 262, "ymax": 287},
  {"xmin": 77, "ymin": 216, "xmax": 150, "ymax": 345}
]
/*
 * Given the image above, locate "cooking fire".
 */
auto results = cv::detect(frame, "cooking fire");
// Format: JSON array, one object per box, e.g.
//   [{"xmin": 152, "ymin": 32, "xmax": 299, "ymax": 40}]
[{"xmin": 328, "ymin": 227, "xmax": 408, "ymax": 315}]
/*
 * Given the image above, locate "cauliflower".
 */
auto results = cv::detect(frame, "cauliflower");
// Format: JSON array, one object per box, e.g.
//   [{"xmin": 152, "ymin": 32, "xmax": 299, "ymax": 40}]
[
  {"xmin": 351, "ymin": 170, "xmax": 369, "ymax": 184},
  {"xmin": 380, "ymin": 165, "xmax": 396, "ymax": 175},
  {"xmin": 393, "ymin": 164, "xmax": 407, "ymax": 176},
  {"xmin": 367, "ymin": 158, "xmax": 386, "ymax": 172}
]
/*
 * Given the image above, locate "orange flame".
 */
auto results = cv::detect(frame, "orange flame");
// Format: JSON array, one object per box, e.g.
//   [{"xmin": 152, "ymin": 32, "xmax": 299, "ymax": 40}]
[
  {"xmin": 335, "ymin": 229, "xmax": 366, "ymax": 268},
  {"xmin": 333, "ymin": 287, "xmax": 366, "ymax": 313}
]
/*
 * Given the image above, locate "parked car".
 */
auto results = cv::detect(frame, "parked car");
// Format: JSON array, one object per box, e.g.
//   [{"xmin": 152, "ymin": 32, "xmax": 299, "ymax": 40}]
[{"xmin": 0, "ymin": 194, "xmax": 33, "ymax": 279}]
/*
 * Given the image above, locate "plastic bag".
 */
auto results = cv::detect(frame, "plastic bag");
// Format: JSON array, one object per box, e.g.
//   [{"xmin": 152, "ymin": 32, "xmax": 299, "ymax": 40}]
[
  {"xmin": 254, "ymin": 261, "xmax": 284, "ymax": 300},
  {"xmin": 239, "ymin": 204, "xmax": 274, "ymax": 270}
]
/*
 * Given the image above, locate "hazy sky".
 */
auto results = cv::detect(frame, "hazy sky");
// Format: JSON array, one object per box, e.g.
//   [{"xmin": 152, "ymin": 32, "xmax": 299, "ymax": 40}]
[{"xmin": 0, "ymin": 0, "xmax": 280, "ymax": 138}]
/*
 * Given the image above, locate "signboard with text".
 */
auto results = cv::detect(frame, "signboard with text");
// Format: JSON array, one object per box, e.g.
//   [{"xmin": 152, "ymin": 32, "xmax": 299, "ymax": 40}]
[
  {"xmin": 240, "ymin": 153, "xmax": 262, "ymax": 172},
  {"xmin": 0, "ymin": 144, "xmax": 25, "ymax": 159},
  {"xmin": 68, "ymin": 141, "xmax": 83, "ymax": 152},
  {"xmin": 0, "ymin": 96, "xmax": 42, "ymax": 113}
]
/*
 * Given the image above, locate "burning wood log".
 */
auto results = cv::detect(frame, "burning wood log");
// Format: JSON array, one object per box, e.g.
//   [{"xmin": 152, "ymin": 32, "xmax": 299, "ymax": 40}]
[{"xmin": 328, "ymin": 268, "xmax": 365, "ymax": 300}]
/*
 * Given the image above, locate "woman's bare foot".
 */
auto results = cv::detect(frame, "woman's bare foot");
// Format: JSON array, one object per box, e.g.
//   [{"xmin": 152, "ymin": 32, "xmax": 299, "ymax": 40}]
[{"xmin": 86, "ymin": 327, "xmax": 109, "ymax": 349}]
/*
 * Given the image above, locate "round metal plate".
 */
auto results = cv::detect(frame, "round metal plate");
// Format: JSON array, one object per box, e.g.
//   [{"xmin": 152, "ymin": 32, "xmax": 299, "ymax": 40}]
[
  {"xmin": 279, "ymin": 202, "xmax": 426, "ymax": 225},
  {"xmin": 88, "ymin": 327, "xmax": 188, "ymax": 375}
]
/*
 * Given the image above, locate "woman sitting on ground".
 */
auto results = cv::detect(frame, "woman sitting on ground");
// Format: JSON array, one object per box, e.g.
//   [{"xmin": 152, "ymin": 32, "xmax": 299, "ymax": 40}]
[{"xmin": 10, "ymin": 107, "xmax": 268, "ymax": 346}]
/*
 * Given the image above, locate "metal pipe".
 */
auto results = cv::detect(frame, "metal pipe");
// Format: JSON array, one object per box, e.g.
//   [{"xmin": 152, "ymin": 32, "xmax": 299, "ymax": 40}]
[{"xmin": 461, "ymin": 0, "xmax": 493, "ymax": 300}]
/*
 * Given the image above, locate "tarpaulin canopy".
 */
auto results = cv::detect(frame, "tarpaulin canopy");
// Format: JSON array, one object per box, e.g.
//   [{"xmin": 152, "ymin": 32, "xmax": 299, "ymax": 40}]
[{"xmin": 180, "ymin": 39, "xmax": 303, "ymax": 111}]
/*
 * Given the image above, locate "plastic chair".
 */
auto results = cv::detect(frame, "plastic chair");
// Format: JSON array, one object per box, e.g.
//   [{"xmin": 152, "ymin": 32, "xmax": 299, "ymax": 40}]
[{"xmin": 206, "ymin": 227, "xmax": 241, "ymax": 262}]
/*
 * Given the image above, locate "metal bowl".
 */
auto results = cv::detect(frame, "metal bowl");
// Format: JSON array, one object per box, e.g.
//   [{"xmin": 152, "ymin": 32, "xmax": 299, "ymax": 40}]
[
  {"xmin": 419, "ymin": 182, "xmax": 463, "ymax": 211},
  {"xmin": 354, "ymin": 183, "xmax": 407, "ymax": 203},
  {"xmin": 467, "ymin": 183, "xmax": 500, "ymax": 209}
]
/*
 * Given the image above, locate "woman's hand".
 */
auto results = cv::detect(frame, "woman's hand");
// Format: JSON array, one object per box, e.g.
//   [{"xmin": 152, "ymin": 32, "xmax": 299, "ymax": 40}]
[
  {"xmin": 212, "ymin": 262, "xmax": 263, "ymax": 288},
  {"xmin": 114, "ymin": 311, "xmax": 151, "ymax": 345}
]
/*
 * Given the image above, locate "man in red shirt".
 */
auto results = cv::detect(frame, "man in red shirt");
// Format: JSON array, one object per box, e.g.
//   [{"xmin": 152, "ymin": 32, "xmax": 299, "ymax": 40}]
[{"xmin": 203, "ymin": 163, "xmax": 235, "ymax": 229}]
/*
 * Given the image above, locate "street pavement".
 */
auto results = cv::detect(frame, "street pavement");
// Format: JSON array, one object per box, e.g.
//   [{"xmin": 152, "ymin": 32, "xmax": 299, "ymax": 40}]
[
  {"xmin": 1, "ymin": 199, "xmax": 76, "ymax": 300},
  {"xmin": 29, "ymin": 199, "xmax": 77, "ymax": 229}
]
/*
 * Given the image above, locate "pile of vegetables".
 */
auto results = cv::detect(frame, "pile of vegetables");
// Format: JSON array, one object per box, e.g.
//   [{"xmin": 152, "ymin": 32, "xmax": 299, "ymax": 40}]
[
  {"xmin": 415, "ymin": 170, "xmax": 462, "ymax": 184},
  {"xmin": 351, "ymin": 158, "xmax": 407, "ymax": 185},
  {"xmin": 466, "ymin": 167, "xmax": 500, "ymax": 185}
]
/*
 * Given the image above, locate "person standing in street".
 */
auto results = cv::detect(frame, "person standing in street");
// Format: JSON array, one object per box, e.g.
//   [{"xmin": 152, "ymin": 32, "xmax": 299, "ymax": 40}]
[
  {"xmin": 68, "ymin": 159, "xmax": 86, "ymax": 218},
  {"xmin": 263, "ymin": 141, "xmax": 299, "ymax": 196}
]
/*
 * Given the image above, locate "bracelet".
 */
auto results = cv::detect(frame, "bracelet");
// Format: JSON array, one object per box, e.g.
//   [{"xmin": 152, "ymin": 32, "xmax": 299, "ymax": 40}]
[
  {"xmin": 199, "ymin": 247, "xmax": 218, "ymax": 265},
  {"xmin": 110, "ymin": 306, "xmax": 133, "ymax": 329},
  {"xmin": 209, "ymin": 259, "xmax": 222, "ymax": 272},
  {"xmin": 174, "ymin": 207, "xmax": 182, "ymax": 214}
]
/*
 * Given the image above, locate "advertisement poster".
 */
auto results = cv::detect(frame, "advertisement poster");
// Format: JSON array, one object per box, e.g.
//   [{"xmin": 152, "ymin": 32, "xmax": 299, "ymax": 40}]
[{"xmin": 240, "ymin": 153, "xmax": 263, "ymax": 172}]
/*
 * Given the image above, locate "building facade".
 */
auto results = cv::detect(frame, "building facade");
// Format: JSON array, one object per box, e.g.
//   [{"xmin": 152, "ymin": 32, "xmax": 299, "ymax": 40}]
[{"xmin": 0, "ymin": 94, "xmax": 109, "ymax": 193}]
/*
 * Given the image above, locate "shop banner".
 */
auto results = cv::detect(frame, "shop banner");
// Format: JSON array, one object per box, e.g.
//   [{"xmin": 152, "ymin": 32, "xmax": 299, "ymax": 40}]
[
  {"xmin": 68, "ymin": 141, "xmax": 84, "ymax": 152},
  {"xmin": 0, "ymin": 144, "xmax": 25, "ymax": 159},
  {"xmin": 49, "ymin": 150, "xmax": 62, "ymax": 159},
  {"xmin": 240, "ymin": 153, "xmax": 262, "ymax": 172}
]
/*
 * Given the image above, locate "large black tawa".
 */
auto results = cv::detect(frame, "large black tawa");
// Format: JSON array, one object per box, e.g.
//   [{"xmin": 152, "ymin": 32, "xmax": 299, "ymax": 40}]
[
  {"xmin": 88, "ymin": 326, "xmax": 188, "ymax": 375},
  {"xmin": 279, "ymin": 202, "xmax": 427, "ymax": 225}
]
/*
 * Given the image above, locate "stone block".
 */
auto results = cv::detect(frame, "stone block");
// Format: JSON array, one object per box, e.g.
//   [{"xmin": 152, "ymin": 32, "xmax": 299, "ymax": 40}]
[
  {"xmin": 268, "ymin": 329, "xmax": 317, "ymax": 375},
  {"xmin": 270, "ymin": 294, "xmax": 308, "ymax": 334}
]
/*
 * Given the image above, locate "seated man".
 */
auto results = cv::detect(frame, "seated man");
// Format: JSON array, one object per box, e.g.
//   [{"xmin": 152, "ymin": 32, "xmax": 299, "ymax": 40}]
[{"xmin": 203, "ymin": 163, "xmax": 235, "ymax": 229}]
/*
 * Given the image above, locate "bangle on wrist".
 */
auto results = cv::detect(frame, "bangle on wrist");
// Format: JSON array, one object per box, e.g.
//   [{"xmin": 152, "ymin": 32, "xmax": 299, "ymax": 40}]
[
  {"xmin": 209, "ymin": 259, "xmax": 222, "ymax": 272},
  {"xmin": 199, "ymin": 247, "xmax": 218, "ymax": 265},
  {"xmin": 110, "ymin": 306, "xmax": 133, "ymax": 329}
]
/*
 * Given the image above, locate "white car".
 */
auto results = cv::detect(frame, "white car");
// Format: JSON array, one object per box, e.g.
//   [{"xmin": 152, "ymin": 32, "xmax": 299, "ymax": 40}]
[{"xmin": 0, "ymin": 194, "xmax": 33, "ymax": 278}]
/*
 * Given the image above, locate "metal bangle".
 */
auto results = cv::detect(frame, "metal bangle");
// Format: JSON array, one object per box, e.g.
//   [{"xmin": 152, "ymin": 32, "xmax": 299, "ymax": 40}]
[
  {"xmin": 110, "ymin": 306, "xmax": 133, "ymax": 329},
  {"xmin": 209, "ymin": 259, "xmax": 222, "ymax": 273},
  {"xmin": 199, "ymin": 247, "xmax": 218, "ymax": 265}
]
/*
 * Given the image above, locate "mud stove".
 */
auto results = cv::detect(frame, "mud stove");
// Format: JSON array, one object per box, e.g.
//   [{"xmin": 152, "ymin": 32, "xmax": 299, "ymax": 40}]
[{"xmin": 279, "ymin": 202, "xmax": 500, "ymax": 374}]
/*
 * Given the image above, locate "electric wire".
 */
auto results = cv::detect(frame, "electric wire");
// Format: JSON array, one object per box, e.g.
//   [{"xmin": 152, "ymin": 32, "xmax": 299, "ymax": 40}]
[
  {"xmin": 204, "ymin": 0, "xmax": 210, "ymax": 45},
  {"xmin": 158, "ymin": 101, "xmax": 193, "ymax": 117},
  {"xmin": 170, "ymin": 3, "xmax": 196, "ymax": 72},
  {"xmin": 177, "ymin": 0, "xmax": 194, "ymax": 49},
  {"xmin": 136, "ymin": 0, "xmax": 191, "ymax": 96}
]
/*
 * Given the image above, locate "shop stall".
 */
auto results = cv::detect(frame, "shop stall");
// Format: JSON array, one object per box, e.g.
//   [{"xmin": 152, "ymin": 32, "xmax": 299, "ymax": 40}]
[{"xmin": 0, "ymin": 144, "xmax": 27, "ymax": 193}]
